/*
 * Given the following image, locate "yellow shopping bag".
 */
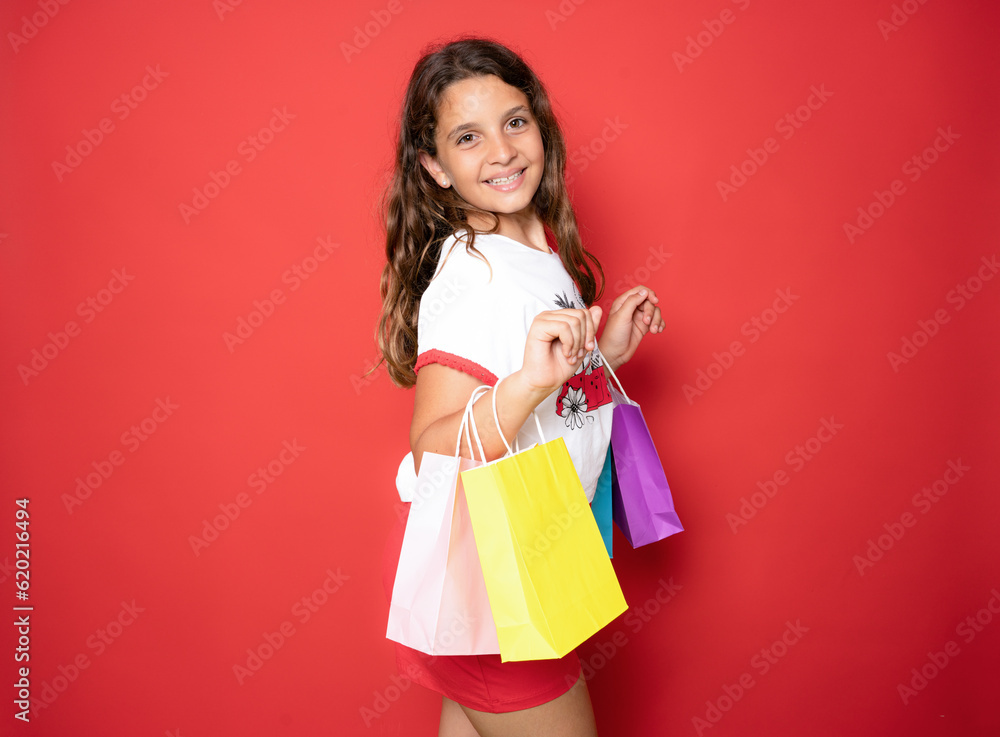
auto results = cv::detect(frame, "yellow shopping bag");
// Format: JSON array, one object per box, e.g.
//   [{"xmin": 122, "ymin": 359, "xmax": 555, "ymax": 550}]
[{"xmin": 460, "ymin": 376, "xmax": 628, "ymax": 662}]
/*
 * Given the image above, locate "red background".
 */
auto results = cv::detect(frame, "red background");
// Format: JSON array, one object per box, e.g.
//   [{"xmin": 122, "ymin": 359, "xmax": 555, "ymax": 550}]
[{"xmin": 2, "ymin": 0, "xmax": 998, "ymax": 734}]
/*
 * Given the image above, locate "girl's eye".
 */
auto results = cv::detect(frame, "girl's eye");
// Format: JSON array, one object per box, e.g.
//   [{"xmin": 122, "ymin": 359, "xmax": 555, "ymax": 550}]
[{"xmin": 456, "ymin": 118, "xmax": 528, "ymax": 145}]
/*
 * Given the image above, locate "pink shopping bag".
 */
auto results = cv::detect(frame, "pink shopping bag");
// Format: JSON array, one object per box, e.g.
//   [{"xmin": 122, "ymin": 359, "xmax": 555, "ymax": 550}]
[{"xmin": 386, "ymin": 385, "xmax": 501, "ymax": 655}]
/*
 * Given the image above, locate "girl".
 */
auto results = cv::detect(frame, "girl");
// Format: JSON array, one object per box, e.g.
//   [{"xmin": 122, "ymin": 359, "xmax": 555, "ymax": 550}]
[{"xmin": 375, "ymin": 36, "xmax": 664, "ymax": 736}]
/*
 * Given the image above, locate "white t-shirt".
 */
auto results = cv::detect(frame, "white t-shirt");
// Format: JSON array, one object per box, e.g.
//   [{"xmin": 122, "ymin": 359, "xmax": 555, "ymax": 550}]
[{"xmin": 395, "ymin": 228, "xmax": 615, "ymax": 503}]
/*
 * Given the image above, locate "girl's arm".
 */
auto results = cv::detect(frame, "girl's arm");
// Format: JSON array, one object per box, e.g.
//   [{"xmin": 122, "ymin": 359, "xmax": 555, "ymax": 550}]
[
  {"xmin": 410, "ymin": 306, "xmax": 602, "ymax": 474},
  {"xmin": 409, "ymin": 365, "xmax": 548, "ymax": 475}
]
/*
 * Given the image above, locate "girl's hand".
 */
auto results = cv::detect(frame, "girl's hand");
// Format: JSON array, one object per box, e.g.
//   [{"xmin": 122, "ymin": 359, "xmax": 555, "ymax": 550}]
[
  {"xmin": 598, "ymin": 286, "xmax": 664, "ymax": 370},
  {"xmin": 520, "ymin": 306, "xmax": 603, "ymax": 396}
]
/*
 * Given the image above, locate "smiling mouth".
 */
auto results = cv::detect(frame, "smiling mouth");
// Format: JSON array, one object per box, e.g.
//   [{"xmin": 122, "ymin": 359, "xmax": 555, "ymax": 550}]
[{"xmin": 485, "ymin": 169, "xmax": 525, "ymax": 185}]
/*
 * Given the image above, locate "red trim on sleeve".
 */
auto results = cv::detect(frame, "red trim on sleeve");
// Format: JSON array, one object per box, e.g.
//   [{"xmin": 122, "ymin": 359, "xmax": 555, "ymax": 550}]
[{"xmin": 415, "ymin": 349, "xmax": 499, "ymax": 386}]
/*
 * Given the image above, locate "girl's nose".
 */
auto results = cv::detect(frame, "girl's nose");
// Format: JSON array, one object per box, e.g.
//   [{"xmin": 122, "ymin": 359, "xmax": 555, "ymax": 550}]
[{"xmin": 486, "ymin": 135, "xmax": 515, "ymax": 163}]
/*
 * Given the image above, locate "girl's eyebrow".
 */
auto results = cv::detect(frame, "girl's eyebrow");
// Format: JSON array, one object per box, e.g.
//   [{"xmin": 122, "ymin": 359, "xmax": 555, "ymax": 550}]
[{"xmin": 445, "ymin": 105, "xmax": 529, "ymax": 140}]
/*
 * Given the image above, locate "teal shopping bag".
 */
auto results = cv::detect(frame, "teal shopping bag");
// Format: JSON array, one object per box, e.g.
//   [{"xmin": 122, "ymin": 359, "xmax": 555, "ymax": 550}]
[{"xmin": 591, "ymin": 446, "xmax": 614, "ymax": 558}]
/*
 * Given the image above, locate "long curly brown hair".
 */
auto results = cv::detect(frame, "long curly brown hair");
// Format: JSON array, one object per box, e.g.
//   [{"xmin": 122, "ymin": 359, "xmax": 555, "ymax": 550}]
[{"xmin": 373, "ymin": 35, "xmax": 604, "ymax": 389}]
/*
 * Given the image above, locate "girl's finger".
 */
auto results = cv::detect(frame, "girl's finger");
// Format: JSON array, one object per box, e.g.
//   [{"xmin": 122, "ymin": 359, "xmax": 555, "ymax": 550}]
[
  {"xmin": 588, "ymin": 304, "xmax": 603, "ymax": 338},
  {"xmin": 650, "ymin": 306, "xmax": 663, "ymax": 333},
  {"xmin": 573, "ymin": 308, "xmax": 592, "ymax": 353},
  {"xmin": 549, "ymin": 308, "xmax": 599, "ymax": 357},
  {"xmin": 583, "ymin": 307, "xmax": 597, "ymax": 351},
  {"xmin": 534, "ymin": 314, "xmax": 581, "ymax": 361},
  {"xmin": 560, "ymin": 309, "xmax": 586, "ymax": 363},
  {"xmin": 619, "ymin": 285, "xmax": 658, "ymax": 310},
  {"xmin": 562, "ymin": 314, "xmax": 580, "ymax": 358}
]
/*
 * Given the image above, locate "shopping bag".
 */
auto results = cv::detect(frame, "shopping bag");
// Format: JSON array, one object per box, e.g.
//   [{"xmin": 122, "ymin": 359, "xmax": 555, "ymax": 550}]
[
  {"xmin": 604, "ymin": 361, "xmax": 684, "ymax": 548},
  {"xmin": 386, "ymin": 385, "xmax": 501, "ymax": 655},
  {"xmin": 460, "ymin": 376, "xmax": 628, "ymax": 662},
  {"xmin": 591, "ymin": 446, "xmax": 614, "ymax": 558}
]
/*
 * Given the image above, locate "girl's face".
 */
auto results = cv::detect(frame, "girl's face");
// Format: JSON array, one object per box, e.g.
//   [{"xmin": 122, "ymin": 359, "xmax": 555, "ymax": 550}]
[{"xmin": 419, "ymin": 74, "xmax": 545, "ymax": 231}]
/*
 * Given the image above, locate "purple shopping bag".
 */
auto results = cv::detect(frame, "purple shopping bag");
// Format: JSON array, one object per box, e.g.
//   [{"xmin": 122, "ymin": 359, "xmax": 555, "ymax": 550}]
[{"xmin": 604, "ymin": 362, "xmax": 683, "ymax": 548}]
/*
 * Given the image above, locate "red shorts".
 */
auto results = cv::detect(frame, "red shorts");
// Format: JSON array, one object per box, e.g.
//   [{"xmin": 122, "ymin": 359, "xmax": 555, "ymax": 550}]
[{"xmin": 381, "ymin": 502, "xmax": 582, "ymax": 713}]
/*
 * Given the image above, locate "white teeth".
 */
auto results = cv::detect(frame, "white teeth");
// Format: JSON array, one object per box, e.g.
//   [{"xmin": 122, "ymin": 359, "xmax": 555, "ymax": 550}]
[{"xmin": 487, "ymin": 169, "xmax": 523, "ymax": 185}]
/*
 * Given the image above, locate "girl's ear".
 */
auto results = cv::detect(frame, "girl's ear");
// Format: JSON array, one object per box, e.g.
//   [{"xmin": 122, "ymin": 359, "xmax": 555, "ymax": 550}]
[{"xmin": 418, "ymin": 150, "xmax": 449, "ymax": 188}]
